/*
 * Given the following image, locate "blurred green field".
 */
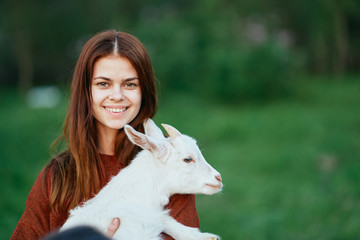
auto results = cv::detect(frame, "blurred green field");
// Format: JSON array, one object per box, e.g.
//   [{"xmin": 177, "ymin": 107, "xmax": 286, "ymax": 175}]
[{"xmin": 1, "ymin": 77, "xmax": 360, "ymax": 239}]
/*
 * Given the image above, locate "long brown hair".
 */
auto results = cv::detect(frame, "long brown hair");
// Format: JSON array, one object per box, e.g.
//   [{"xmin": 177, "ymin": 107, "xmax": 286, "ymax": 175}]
[{"xmin": 45, "ymin": 30, "xmax": 157, "ymax": 214}]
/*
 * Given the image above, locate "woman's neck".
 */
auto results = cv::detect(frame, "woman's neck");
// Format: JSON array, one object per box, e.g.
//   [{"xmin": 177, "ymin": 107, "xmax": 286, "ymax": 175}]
[{"xmin": 97, "ymin": 127, "xmax": 118, "ymax": 156}]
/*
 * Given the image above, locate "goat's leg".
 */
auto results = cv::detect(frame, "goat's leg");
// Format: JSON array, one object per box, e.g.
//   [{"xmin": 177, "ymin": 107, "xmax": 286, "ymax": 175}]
[{"xmin": 161, "ymin": 214, "xmax": 220, "ymax": 240}]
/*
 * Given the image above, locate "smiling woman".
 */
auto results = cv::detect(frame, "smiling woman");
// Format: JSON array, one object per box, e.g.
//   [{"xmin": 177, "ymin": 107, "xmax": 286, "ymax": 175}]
[
  {"xmin": 91, "ymin": 56, "xmax": 142, "ymax": 155},
  {"xmin": 11, "ymin": 30, "xmax": 200, "ymax": 240}
]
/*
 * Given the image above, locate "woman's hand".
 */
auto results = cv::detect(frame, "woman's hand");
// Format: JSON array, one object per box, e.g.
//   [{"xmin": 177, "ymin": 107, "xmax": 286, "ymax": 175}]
[{"xmin": 106, "ymin": 218, "xmax": 120, "ymax": 238}]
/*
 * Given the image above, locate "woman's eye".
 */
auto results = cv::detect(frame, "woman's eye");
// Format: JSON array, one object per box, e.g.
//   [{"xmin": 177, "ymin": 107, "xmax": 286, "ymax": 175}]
[
  {"xmin": 124, "ymin": 82, "xmax": 137, "ymax": 88},
  {"xmin": 97, "ymin": 82, "xmax": 109, "ymax": 87},
  {"xmin": 183, "ymin": 157, "xmax": 193, "ymax": 163}
]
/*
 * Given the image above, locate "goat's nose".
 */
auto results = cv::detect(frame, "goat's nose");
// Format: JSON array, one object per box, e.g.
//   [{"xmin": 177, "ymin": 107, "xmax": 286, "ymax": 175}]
[{"xmin": 215, "ymin": 174, "xmax": 222, "ymax": 182}]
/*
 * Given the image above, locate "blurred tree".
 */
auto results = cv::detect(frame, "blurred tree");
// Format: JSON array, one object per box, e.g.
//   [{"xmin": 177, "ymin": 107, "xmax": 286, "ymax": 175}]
[
  {"xmin": 0, "ymin": 0, "xmax": 131, "ymax": 93},
  {"xmin": 134, "ymin": 0, "xmax": 298, "ymax": 102},
  {"xmin": 0, "ymin": 0, "xmax": 359, "ymax": 101},
  {"xmin": 273, "ymin": 0, "xmax": 360, "ymax": 75},
  {"xmin": 1, "ymin": 0, "xmax": 36, "ymax": 93}
]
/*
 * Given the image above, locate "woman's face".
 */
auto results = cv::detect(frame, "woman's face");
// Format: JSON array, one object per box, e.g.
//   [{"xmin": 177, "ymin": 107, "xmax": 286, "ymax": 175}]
[{"xmin": 91, "ymin": 55, "xmax": 142, "ymax": 136}]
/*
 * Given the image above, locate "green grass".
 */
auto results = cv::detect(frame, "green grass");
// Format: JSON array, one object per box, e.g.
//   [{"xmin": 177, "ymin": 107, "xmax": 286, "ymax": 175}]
[{"xmin": 1, "ymin": 77, "xmax": 360, "ymax": 239}]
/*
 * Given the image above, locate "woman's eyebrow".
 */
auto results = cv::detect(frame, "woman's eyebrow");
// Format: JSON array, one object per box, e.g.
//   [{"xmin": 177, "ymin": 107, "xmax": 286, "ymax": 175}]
[
  {"xmin": 93, "ymin": 76, "xmax": 138, "ymax": 81},
  {"xmin": 93, "ymin": 76, "xmax": 111, "ymax": 81},
  {"xmin": 124, "ymin": 77, "xmax": 139, "ymax": 82}
]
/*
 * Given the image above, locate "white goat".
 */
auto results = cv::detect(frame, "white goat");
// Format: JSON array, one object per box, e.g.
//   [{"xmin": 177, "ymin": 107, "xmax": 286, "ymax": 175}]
[{"xmin": 61, "ymin": 119, "xmax": 223, "ymax": 240}]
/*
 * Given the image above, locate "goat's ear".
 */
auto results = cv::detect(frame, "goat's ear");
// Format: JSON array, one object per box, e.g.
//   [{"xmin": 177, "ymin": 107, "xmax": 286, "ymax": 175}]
[
  {"xmin": 144, "ymin": 118, "xmax": 165, "ymax": 140},
  {"xmin": 161, "ymin": 124, "xmax": 181, "ymax": 139},
  {"xmin": 124, "ymin": 125, "xmax": 160, "ymax": 153}
]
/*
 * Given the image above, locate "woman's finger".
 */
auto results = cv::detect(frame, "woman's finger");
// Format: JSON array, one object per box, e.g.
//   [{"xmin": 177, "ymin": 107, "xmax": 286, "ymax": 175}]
[{"xmin": 106, "ymin": 218, "xmax": 120, "ymax": 237}]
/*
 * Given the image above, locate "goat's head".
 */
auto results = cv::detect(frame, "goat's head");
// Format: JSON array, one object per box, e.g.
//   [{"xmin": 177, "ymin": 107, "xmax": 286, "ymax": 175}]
[{"xmin": 124, "ymin": 119, "xmax": 222, "ymax": 196}]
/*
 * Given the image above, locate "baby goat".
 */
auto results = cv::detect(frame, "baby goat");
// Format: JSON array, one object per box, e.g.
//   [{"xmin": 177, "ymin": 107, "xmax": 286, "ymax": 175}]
[{"xmin": 61, "ymin": 119, "xmax": 223, "ymax": 240}]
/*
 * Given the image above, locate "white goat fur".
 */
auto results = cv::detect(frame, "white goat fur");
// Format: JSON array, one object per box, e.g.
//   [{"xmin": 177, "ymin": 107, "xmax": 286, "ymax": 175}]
[{"xmin": 61, "ymin": 119, "xmax": 222, "ymax": 240}]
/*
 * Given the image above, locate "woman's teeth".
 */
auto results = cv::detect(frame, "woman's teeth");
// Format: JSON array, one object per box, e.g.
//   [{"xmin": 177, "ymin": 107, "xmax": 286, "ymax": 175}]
[{"xmin": 105, "ymin": 107, "xmax": 127, "ymax": 113}]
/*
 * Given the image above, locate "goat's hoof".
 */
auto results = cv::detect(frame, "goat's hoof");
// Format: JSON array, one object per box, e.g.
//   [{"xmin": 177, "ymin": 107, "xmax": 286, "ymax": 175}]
[
  {"xmin": 201, "ymin": 233, "xmax": 220, "ymax": 240},
  {"xmin": 206, "ymin": 237, "xmax": 220, "ymax": 240}
]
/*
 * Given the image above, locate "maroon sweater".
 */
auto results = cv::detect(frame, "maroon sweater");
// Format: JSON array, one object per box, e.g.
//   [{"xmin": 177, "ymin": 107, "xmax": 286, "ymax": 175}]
[{"xmin": 11, "ymin": 154, "xmax": 200, "ymax": 239}]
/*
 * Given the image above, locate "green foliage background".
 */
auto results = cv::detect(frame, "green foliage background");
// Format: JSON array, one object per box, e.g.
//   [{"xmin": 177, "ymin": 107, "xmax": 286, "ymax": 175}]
[{"xmin": 1, "ymin": 77, "xmax": 360, "ymax": 239}]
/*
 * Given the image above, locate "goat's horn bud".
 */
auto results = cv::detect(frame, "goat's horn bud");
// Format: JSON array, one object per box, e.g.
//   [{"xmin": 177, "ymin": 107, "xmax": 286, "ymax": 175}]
[{"xmin": 161, "ymin": 124, "xmax": 181, "ymax": 139}]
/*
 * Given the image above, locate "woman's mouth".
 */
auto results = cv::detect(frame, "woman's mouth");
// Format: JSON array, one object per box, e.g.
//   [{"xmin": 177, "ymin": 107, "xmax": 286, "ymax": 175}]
[{"xmin": 104, "ymin": 107, "xmax": 128, "ymax": 113}]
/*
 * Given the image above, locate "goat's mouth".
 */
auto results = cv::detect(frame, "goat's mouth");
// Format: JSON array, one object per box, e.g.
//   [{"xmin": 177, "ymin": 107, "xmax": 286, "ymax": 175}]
[{"xmin": 205, "ymin": 183, "xmax": 223, "ymax": 190}]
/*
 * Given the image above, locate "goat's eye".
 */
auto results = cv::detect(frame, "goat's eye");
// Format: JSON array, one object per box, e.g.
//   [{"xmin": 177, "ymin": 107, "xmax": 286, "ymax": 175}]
[{"xmin": 183, "ymin": 157, "xmax": 193, "ymax": 163}]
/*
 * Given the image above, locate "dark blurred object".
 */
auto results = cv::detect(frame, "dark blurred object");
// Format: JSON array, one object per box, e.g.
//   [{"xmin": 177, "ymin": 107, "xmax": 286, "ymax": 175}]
[{"xmin": 41, "ymin": 226, "xmax": 110, "ymax": 240}]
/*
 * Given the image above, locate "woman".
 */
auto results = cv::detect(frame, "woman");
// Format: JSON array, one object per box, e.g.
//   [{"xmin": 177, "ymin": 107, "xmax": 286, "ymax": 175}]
[{"xmin": 11, "ymin": 30, "xmax": 199, "ymax": 239}]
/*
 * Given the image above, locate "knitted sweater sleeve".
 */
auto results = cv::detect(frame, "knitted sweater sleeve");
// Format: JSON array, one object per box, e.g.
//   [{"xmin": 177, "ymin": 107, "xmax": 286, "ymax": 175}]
[{"xmin": 10, "ymin": 168, "xmax": 52, "ymax": 240}]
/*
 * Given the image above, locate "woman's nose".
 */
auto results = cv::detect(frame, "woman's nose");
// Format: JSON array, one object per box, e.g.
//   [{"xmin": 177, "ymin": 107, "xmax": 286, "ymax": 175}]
[{"xmin": 109, "ymin": 86, "xmax": 125, "ymax": 101}]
